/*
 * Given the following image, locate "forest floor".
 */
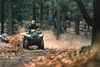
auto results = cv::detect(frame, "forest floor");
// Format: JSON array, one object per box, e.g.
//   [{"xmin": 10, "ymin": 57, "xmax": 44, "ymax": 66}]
[
  {"xmin": 0, "ymin": 29, "xmax": 91, "ymax": 67},
  {"xmin": 44, "ymin": 30, "xmax": 91, "ymax": 49}
]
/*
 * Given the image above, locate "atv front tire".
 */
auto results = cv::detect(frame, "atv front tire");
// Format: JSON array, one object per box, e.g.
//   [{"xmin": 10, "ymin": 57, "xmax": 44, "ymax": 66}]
[
  {"xmin": 22, "ymin": 37, "xmax": 29, "ymax": 49},
  {"xmin": 38, "ymin": 40, "xmax": 44, "ymax": 49}
]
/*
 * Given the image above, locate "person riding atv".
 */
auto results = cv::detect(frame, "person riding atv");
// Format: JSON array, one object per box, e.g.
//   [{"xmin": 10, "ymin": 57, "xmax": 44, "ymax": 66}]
[
  {"xmin": 28, "ymin": 20, "xmax": 39, "ymax": 30},
  {"xmin": 22, "ymin": 20, "xmax": 44, "ymax": 49}
]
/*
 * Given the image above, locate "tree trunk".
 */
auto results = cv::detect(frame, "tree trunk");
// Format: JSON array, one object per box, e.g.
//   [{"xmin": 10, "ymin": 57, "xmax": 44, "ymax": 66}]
[
  {"xmin": 75, "ymin": 20, "xmax": 80, "ymax": 35},
  {"xmin": 48, "ymin": 8, "xmax": 53, "ymax": 23},
  {"xmin": 92, "ymin": 0, "xmax": 100, "ymax": 46},
  {"xmin": 56, "ymin": 0, "xmax": 62, "ymax": 39},
  {"xmin": 40, "ymin": 0, "xmax": 43, "ymax": 25},
  {"xmin": 33, "ymin": 3, "xmax": 36, "ymax": 20},
  {"xmin": 0, "ymin": 0, "xmax": 4, "ymax": 34},
  {"xmin": 8, "ymin": 0, "xmax": 13, "ymax": 35},
  {"xmin": 16, "ymin": 0, "xmax": 22, "ymax": 22},
  {"xmin": 52, "ymin": 9, "xmax": 57, "ymax": 31},
  {"xmin": 76, "ymin": 0, "xmax": 92, "ymax": 26}
]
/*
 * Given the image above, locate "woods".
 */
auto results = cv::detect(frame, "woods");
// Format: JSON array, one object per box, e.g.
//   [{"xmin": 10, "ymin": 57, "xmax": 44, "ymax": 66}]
[
  {"xmin": 0, "ymin": 0, "xmax": 100, "ymax": 67},
  {"xmin": 0, "ymin": 0, "xmax": 93, "ymax": 35},
  {"xmin": 0, "ymin": 0, "xmax": 99, "ymax": 47}
]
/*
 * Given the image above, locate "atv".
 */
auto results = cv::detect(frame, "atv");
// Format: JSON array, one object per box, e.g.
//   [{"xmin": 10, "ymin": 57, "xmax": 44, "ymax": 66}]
[{"xmin": 22, "ymin": 29, "xmax": 44, "ymax": 49}]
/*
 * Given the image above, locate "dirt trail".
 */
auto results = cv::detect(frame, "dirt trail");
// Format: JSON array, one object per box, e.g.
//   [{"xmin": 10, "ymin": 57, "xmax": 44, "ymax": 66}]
[
  {"xmin": 0, "ymin": 30, "xmax": 91, "ymax": 49},
  {"xmin": 44, "ymin": 30, "xmax": 91, "ymax": 49}
]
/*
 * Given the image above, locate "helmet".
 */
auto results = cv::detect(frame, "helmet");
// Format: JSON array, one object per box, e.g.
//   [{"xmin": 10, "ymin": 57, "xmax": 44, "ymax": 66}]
[{"xmin": 31, "ymin": 20, "xmax": 35, "ymax": 24}]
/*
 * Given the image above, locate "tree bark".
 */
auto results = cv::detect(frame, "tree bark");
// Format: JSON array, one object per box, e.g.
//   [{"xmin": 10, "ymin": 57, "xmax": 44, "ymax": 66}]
[
  {"xmin": 8, "ymin": 0, "xmax": 13, "ymax": 35},
  {"xmin": 16, "ymin": 0, "xmax": 22, "ymax": 21},
  {"xmin": 0, "ymin": 0, "xmax": 4, "ymax": 34},
  {"xmin": 75, "ymin": 20, "xmax": 80, "ymax": 35},
  {"xmin": 92, "ymin": 0, "xmax": 100, "ymax": 46},
  {"xmin": 40, "ymin": 0, "xmax": 43, "ymax": 25},
  {"xmin": 76, "ymin": 0, "xmax": 92, "ymax": 26},
  {"xmin": 56, "ymin": 0, "xmax": 62, "ymax": 39},
  {"xmin": 33, "ymin": 3, "xmax": 36, "ymax": 20}
]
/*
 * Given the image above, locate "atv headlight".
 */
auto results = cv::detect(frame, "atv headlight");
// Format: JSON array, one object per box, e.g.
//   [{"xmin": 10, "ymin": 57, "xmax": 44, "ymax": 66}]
[
  {"xmin": 25, "ymin": 34, "xmax": 31, "ymax": 37},
  {"xmin": 31, "ymin": 29, "xmax": 36, "ymax": 32},
  {"xmin": 39, "ymin": 34, "xmax": 44, "ymax": 37}
]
